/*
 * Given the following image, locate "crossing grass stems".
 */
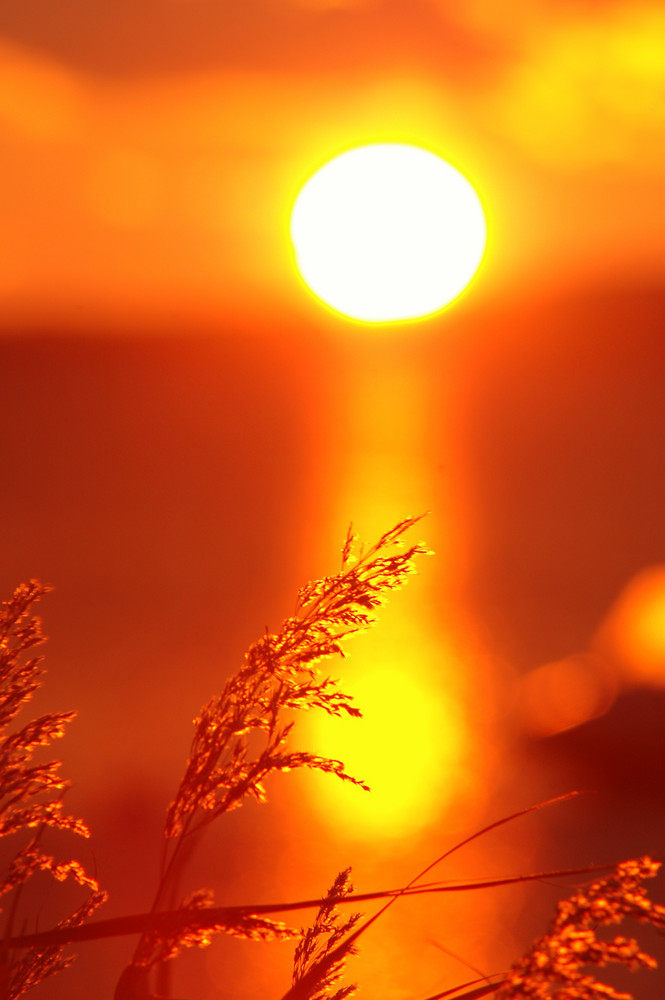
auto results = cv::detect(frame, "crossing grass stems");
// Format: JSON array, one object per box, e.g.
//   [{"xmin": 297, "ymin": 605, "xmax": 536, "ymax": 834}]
[{"xmin": 0, "ymin": 517, "xmax": 662, "ymax": 999}]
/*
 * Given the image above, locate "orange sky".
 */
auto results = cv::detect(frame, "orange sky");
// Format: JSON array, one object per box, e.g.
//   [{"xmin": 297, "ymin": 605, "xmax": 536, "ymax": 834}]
[{"xmin": 1, "ymin": 0, "xmax": 664, "ymax": 331}]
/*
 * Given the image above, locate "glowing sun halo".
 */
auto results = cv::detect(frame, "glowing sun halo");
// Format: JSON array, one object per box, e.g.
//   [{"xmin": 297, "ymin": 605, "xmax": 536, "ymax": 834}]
[{"xmin": 290, "ymin": 143, "xmax": 487, "ymax": 323}]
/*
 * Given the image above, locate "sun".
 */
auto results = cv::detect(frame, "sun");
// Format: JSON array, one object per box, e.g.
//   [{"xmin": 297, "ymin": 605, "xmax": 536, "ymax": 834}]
[{"xmin": 290, "ymin": 143, "xmax": 487, "ymax": 323}]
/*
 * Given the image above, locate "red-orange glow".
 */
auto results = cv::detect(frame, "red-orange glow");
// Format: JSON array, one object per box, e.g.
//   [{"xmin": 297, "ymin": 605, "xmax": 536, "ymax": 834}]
[
  {"xmin": 595, "ymin": 566, "xmax": 665, "ymax": 685},
  {"xmin": 0, "ymin": 42, "xmax": 85, "ymax": 140},
  {"xmin": 1, "ymin": 41, "xmax": 492, "ymax": 329},
  {"xmin": 2, "ymin": 4, "xmax": 665, "ymax": 997},
  {"xmin": 2, "ymin": 5, "xmax": 665, "ymax": 331},
  {"xmin": 516, "ymin": 654, "xmax": 618, "ymax": 737}
]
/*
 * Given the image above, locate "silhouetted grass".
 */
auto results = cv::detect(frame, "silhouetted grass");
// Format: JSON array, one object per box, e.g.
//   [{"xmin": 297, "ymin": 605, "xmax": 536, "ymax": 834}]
[{"xmin": 0, "ymin": 520, "xmax": 662, "ymax": 1000}]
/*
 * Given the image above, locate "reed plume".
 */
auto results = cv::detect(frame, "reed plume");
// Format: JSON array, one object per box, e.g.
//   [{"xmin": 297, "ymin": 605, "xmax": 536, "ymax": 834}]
[
  {"xmin": 289, "ymin": 869, "xmax": 361, "ymax": 1000},
  {"xmin": 121, "ymin": 515, "xmax": 430, "ymax": 995},
  {"xmin": 498, "ymin": 857, "xmax": 665, "ymax": 1000},
  {"xmin": 0, "ymin": 581, "xmax": 106, "ymax": 998},
  {"xmin": 2, "ymin": 524, "xmax": 662, "ymax": 1000}
]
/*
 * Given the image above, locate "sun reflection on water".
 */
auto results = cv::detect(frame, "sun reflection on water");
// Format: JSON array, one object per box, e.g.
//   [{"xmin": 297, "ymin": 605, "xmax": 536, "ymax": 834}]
[{"xmin": 299, "ymin": 623, "xmax": 473, "ymax": 839}]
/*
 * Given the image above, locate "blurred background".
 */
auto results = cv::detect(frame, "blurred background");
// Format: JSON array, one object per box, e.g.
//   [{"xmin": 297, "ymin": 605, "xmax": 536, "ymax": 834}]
[{"xmin": 1, "ymin": 1, "xmax": 664, "ymax": 998}]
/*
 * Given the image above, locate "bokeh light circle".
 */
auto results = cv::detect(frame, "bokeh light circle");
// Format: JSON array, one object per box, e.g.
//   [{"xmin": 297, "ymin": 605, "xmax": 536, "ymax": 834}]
[{"xmin": 290, "ymin": 143, "xmax": 487, "ymax": 323}]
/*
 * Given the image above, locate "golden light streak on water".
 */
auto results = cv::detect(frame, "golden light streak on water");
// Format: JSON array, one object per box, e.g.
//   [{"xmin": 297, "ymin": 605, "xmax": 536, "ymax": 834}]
[
  {"xmin": 300, "ymin": 350, "xmax": 481, "ymax": 841},
  {"xmin": 300, "ymin": 623, "xmax": 471, "ymax": 838}
]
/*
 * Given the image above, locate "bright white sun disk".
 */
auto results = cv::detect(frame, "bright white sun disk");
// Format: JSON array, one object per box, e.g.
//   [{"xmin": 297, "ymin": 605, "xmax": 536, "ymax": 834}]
[{"xmin": 290, "ymin": 144, "xmax": 486, "ymax": 323}]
